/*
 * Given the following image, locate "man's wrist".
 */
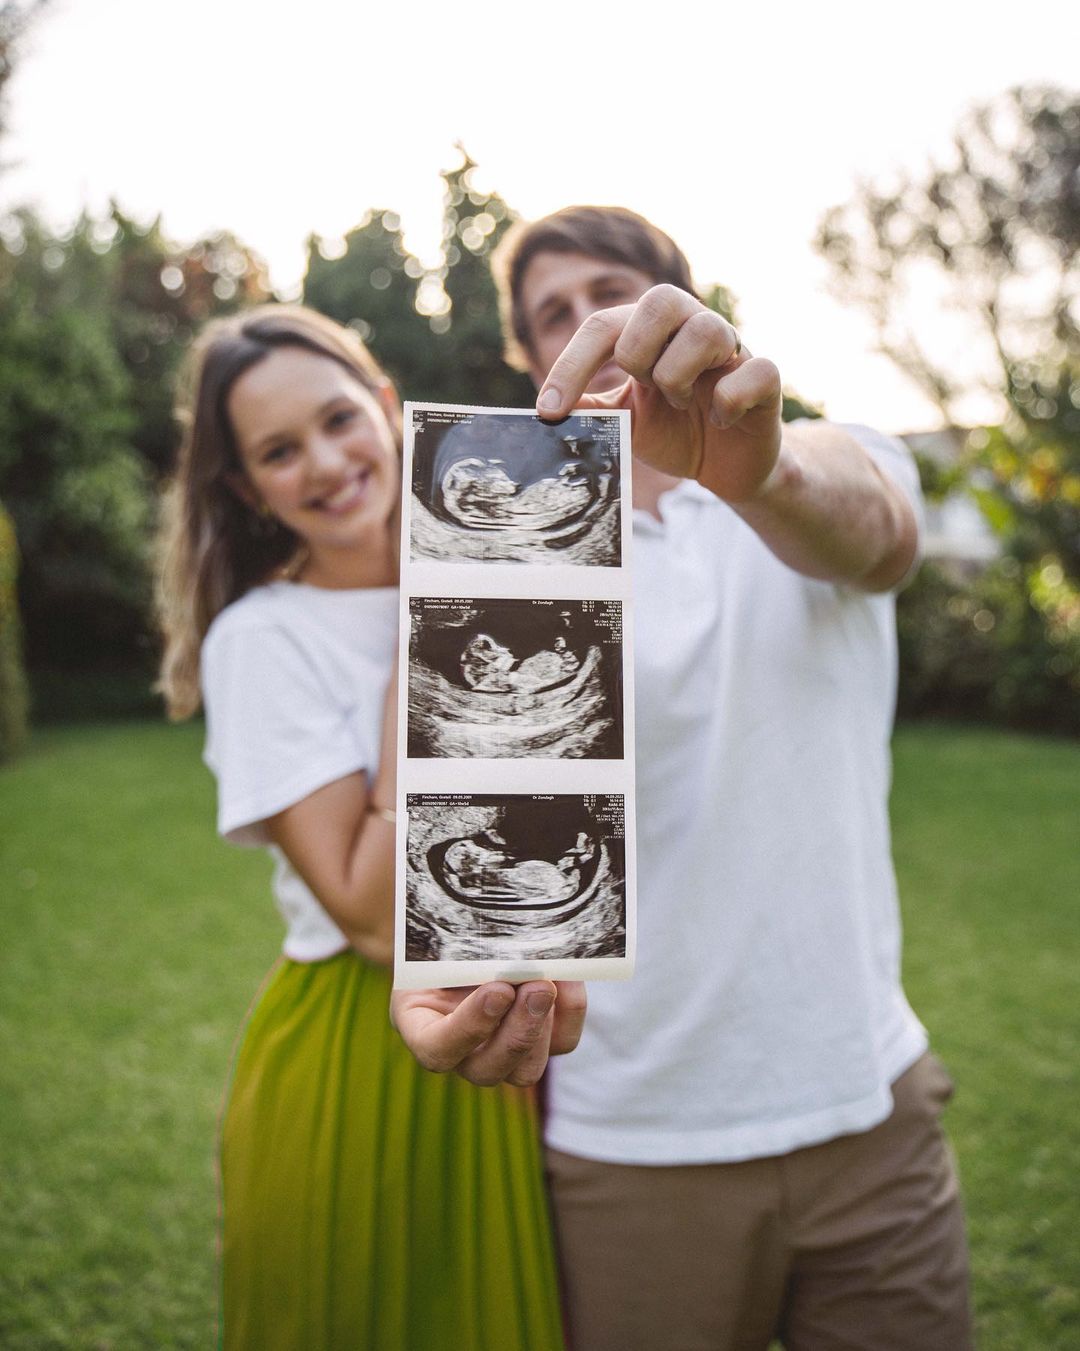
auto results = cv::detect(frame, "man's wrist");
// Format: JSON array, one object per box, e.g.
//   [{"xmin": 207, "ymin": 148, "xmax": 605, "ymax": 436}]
[
  {"xmin": 695, "ymin": 435, "xmax": 797, "ymax": 509},
  {"xmin": 743, "ymin": 437, "xmax": 801, "ymax": 508}
]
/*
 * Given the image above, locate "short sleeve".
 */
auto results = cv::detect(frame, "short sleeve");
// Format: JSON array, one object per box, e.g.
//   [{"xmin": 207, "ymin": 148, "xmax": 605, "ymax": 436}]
[
  {"xmin": 201, "ymin": 620, "xmax": 373, "ymax": 847},
  {"xmin": 839, "ymin": 422, "xmax": 927, "ymax": 587}
]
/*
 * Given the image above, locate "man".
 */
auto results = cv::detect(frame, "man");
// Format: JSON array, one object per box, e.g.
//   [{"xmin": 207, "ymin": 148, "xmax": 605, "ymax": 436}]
[{"xmin": 393, "ymin": 207, "xmax": 972, "ymax": 1350}]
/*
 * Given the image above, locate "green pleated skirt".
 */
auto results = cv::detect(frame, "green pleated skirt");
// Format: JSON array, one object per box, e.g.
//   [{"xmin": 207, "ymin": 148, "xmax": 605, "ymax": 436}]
[{"xmin": 219, "ymin": 952, "xmax": 565, "ymax": 1350}]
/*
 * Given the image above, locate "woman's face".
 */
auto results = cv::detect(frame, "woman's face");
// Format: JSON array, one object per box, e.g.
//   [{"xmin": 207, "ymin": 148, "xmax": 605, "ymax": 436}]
[{"xmin": 228, "ymin": 346, "xmax": 399, "ymax": 570}]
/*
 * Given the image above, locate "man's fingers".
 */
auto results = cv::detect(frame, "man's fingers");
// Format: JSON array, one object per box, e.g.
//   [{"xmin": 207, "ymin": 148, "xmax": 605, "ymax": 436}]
[
  {"xmin": 549, "ymin": 981, "xmax": 588, "ymax": 1056},
  {"xmin": 536, "ymin": 306, "xmax": 633, "ymax": 418},
  {"xmin": 390, "ymin": 983, "xmax": 515, "ymax": 1074},
  {"xmin": 536, "ymin": 286, "xmax": 741, "ymax": 419},
  {"xmin": 457, "ymin": 981, "xmax": 558, "ymax": 1087},
  {"xmin": 391, "ymin": 978, "xmax": 585, "ymax": 1088},
  {"xmin": 650, "ymin": 310, "xmax": 743, "ymax": 410},
  {"xmin": 708, "ymin": 356, "xmax": 782, "ymax": 429},
  {"xmin": 505, "ymin": 1005, "xmax": 556, "ymax": 1088},
  {"xmin": 611, "ymin": 285, "xmax": 703, "ymax": 395}
]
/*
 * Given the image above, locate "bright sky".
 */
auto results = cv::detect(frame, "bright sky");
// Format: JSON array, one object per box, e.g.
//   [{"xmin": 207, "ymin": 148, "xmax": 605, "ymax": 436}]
[{"xmin": 5, "ymin": 0, "xmax": 1078, "ymax": 432}]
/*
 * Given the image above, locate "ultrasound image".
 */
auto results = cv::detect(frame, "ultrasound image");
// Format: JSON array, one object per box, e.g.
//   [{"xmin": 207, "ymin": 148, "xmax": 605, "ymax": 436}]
[
  {"xmin": 405, "ymin": 794, "xmax": 626, "ymax": 962},
  {"xmin": 409, "ymin": 411, "xmax": 622, "ymax": 565},
  {"xmin": 408, "ymin": 598, "xmax": 623, "ymax": 759}
]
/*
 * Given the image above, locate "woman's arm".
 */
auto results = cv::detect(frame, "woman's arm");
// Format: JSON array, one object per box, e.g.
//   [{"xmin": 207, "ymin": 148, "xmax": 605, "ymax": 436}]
[{"xmin": 263, "ymin": 664, "xmax": 399, "ymax": 966}]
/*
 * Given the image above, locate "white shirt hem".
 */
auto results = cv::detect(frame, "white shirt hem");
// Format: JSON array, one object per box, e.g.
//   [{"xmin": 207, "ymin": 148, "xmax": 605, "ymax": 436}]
[
  {"xmin": 544, "ymin": 1028, "xmax": 929, "ymax": 1166},
  {"xmin": 281, "ymin": 938, "xmax": 352, "ymax": 963}
]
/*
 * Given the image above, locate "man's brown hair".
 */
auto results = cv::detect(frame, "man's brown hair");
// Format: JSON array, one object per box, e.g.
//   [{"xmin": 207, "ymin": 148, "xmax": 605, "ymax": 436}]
[{"xmin": 492, "ymin": 206, "xmax": 698, "ymax": 371}]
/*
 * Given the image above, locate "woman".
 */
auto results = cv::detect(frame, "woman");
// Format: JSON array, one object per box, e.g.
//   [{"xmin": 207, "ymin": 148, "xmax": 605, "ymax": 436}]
[{"xmin": 157, "ymin": 305, "xmax": 564, "ymax": 1350}]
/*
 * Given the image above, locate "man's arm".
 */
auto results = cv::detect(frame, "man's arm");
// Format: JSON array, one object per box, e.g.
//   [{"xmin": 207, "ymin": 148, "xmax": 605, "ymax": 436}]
[
  {"xmin": 535, "ymin": 284, "xmax": 918, "ymax": 591},
  {"xmin": 725, "ymin": 420, "xmax": 919, "ymax": 592}
]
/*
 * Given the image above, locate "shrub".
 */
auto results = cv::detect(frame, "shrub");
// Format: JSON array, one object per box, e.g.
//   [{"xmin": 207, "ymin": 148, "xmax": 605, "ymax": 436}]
[{"xmin": 898, "ymin": 558, "xmax": 1080, "ymax": 735}]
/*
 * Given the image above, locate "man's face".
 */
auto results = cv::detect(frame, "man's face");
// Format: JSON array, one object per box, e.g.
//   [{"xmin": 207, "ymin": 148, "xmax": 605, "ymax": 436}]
[{"xmin": 517, "ymin": 250, "xmax": 657, "ymax": 391}]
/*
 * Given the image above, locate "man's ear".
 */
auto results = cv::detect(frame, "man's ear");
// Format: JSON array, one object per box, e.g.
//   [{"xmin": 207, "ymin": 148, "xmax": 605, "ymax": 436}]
[{"xmin": 225, "ymin": 471, "xmax": 260, "ymax": 513}]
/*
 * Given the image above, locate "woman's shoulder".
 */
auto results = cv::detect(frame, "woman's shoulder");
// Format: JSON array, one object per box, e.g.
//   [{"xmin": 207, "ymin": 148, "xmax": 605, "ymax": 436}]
[
  {"xmin": 202, "ymin": 580, "xmax": 398, "ymax": 687},
  {"xmin": 205, "ymin": 581, "xmax": 298, "ymax": 645},
  {"xmin": 200, "ymin": 584, "xmax": 319, "ymax": 696}
]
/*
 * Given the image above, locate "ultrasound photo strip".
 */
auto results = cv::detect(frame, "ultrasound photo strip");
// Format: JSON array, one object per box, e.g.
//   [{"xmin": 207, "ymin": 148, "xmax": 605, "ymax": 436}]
[{"xmin": 395, "ymin": 404, "xmax": 636, "ymax": 989}]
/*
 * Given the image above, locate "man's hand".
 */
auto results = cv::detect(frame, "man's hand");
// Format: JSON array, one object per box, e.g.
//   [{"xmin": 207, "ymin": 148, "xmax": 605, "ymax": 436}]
[
  {"xmin": 390, "ymin": 980, "xmax": 587, "ymax": 1088},
  {"xmin": 535, "ymin": 284, "xmax": 783, "ymax": 503}
]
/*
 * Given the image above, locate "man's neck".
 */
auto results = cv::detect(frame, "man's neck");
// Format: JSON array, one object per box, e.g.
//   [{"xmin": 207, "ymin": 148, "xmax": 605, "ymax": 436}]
[{"xmin": 632, "ymin": 458, "xmax": 682, "ymax": 520}]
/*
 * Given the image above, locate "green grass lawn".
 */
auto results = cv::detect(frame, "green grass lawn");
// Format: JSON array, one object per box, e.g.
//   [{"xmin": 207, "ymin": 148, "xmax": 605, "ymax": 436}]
[{"xmin": 1, "ymin": 721, "xmax": 1077, "ymax": 1348}]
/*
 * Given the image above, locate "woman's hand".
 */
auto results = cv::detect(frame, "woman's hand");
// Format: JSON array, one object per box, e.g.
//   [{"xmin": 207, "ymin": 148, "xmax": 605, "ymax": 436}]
[{"xmin": 390, "ymin": 980, "xmax": 588, "ymax": 1087}]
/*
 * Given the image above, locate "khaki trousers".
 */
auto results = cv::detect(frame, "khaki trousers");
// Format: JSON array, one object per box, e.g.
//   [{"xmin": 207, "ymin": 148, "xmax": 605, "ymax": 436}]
[{"xmin": 546, "ymin": 1053, "xmax": 973, "ymax": 1351}]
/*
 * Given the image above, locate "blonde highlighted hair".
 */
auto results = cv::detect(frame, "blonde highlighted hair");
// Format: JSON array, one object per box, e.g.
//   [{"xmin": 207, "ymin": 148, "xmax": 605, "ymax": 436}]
[{"xmin": 156, "ymin": 304, "xmax": 398, "ymax": 720}]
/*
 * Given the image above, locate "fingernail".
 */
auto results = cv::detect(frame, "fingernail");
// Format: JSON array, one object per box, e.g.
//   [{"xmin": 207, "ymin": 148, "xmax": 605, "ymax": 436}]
[
  {"xmin": 485, "ymin": 991, "xmax": 513, "ymax": 1017},
  {"xmin": 710, "ymin": 411, "xmax": 730, "ymax": 429},
  {"xmin": 526, "ymin": 991, "xmax": 555, "ymax": 1017},
  {"xmin": 537, "ymin": 387, "xmax": 561, "ymax": 413}
]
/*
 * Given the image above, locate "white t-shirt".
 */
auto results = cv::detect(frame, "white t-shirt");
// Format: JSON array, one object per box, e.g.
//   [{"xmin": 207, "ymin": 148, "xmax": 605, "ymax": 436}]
[
  {"xmin": 545, "ymin": 425, "xmax": 929, "ymax": 1165},
  {"xmin": 201, "ymin": 580, "xmax": 397, "ymax": 961}
]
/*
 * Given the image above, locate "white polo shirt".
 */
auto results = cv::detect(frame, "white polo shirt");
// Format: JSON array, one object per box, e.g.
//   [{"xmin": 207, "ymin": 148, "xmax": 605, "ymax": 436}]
[{"xmin": 544, "ymin": 426, "xmax": 929, "ymax": 1165}]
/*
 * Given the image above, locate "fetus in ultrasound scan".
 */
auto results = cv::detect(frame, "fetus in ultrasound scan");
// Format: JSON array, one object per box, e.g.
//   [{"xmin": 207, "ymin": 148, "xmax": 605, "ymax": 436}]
[
  {"xmin": 410, "ymin": 413, "xmax": 621, "ymax": 565},
  {"xmin": 405, "ymin": 795, "xmax": 626, "ymax": 963},
  {"xmin": 407, "ymin": 599, "xmax": 623, "ymax": 760}
]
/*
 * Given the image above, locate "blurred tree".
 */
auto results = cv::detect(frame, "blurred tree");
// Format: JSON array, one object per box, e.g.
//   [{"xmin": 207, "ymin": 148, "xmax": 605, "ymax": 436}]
[
  {"xmin": 818, "ymin": 85, "xmax": 1080, "ymax": 729},
  {"xmin": 429, "ymin": 147, "xmax": 535, "ymax": 405},
  {"xmin": 816, "ymin": 84, "xmax": 1080, "ymax": 572},
  {"xmin": 0, "ymin": 210, "xmax": 150, "ymax": 689},
  {"xmin": 816, "ymin": 86, "xmax": 1078, "ymax": 427},
  {"xmin": 304, "ymin": 209, "xmax": 440, "ymax": 395},
  {"xmin": 0, "ymin": 205, "xmax": 271, "ymax": 709},
  {"xmin": 1, "ymin": 1, "xmax": 48, "ymax": 740},
  {"xmin": 304, "ymin": 149, "xmax": 535, "ymax": 405},
  {"xmin": 106, "ymin": 208, "xmax": 271, "ymax": 477}
]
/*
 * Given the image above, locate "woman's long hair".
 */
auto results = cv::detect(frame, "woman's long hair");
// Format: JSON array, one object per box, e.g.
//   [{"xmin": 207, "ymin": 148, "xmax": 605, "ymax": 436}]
[{"xmin": 156, "ymin": 304, "xmax": 400, "ymax": 720}]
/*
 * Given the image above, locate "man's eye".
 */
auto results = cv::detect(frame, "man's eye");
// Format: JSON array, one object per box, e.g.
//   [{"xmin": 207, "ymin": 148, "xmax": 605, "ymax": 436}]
[{"xmin": 538, "ymin": 306, "xmax": 569, "ymax": 332}]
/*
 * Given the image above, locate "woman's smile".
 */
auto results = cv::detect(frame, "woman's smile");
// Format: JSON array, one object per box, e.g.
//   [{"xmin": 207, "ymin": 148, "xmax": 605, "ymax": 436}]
[{"xmin": 308, "ymin": 467, "xmax": 374, "ymax": 515}]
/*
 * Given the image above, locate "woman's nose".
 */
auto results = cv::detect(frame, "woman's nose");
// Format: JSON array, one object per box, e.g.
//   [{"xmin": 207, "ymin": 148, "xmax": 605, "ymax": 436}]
[{"xmin": 306, "ymin": 434, "xmax": 348, "ymax": 477}]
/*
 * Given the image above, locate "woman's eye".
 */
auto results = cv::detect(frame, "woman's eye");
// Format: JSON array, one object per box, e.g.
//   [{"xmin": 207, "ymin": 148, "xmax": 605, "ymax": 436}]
[
  {"xmin": 262, "ymin": 443, "xmax": 295, "ymax": 464},
  {"xmin": 328, "ymin": 406, "xmax": 358, "ymax": 430}
]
